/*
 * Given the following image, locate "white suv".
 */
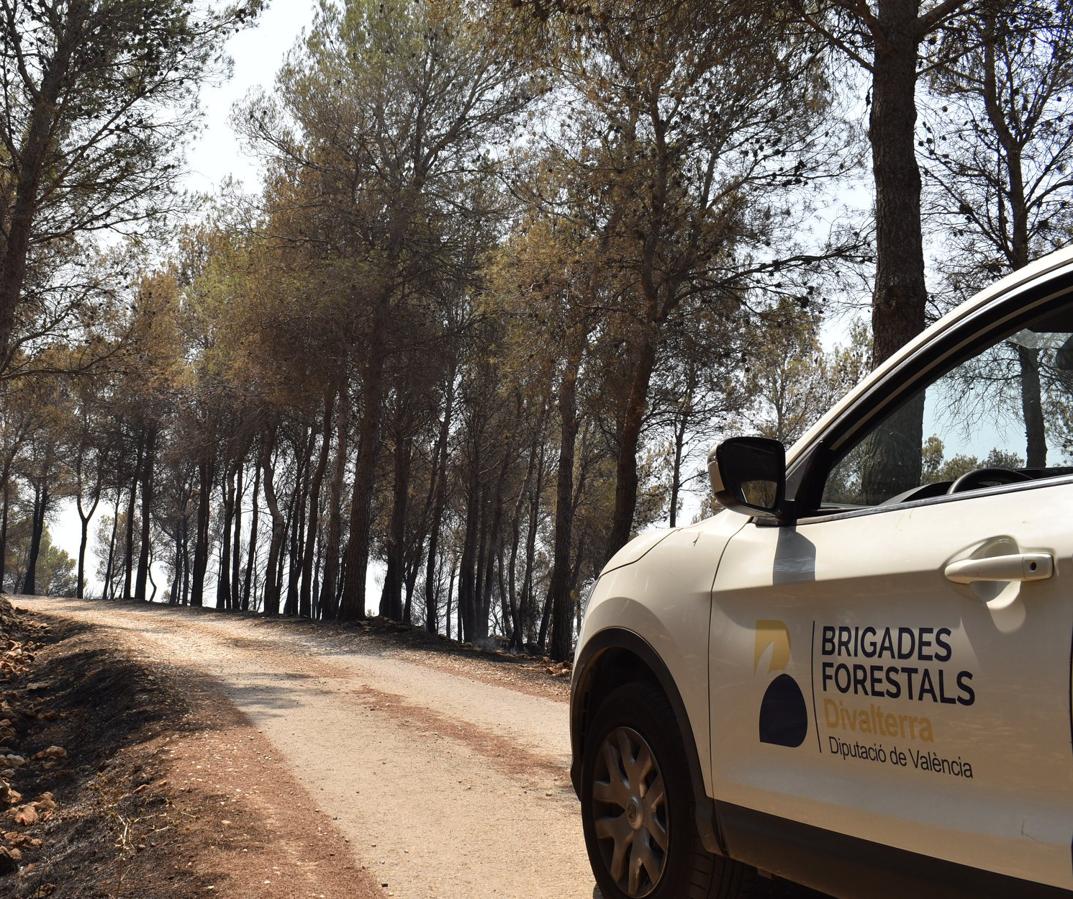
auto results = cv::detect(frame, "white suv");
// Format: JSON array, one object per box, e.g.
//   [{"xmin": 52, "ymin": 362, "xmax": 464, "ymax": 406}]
[{"xmin": 571, "ymin": 247, "xmax": 1073, "ymax": 899}]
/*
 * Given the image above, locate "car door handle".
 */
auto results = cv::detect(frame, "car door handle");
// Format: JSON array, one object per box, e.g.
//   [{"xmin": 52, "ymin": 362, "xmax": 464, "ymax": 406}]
[{"xmin": 944, "ymin": 552, "xmax": 1054, "ymax": 585}]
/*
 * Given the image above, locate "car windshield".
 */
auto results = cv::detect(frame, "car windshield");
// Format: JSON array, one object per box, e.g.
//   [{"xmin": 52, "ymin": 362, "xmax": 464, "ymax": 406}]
[{"xmin": 823, "ymin": 301, "xmax": 1073, "ymax": 508}]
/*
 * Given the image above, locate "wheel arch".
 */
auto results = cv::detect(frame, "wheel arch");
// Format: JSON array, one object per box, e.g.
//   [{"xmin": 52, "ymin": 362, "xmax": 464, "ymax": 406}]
[{"xmin": 570, "ymin": 627, "xmax": 725, "ymax": 856}]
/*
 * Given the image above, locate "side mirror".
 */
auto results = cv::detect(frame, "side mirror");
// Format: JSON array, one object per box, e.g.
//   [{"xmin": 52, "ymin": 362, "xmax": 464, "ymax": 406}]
[{"xmin": 708, "ymin": 436, "xmax": 790, "ymax": 523}]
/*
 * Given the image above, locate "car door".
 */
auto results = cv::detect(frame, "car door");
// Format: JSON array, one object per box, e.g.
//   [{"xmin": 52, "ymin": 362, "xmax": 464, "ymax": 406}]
[{"xmin": 708, "ymin": 297, "xmax": 1073, "ymax": 890}]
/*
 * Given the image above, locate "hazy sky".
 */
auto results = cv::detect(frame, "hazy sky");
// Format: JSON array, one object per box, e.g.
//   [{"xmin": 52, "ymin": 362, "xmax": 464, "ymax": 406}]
[
  {"xmin": 185, "ymin": 0, "xmax": 320, "ymax": 194},
  {"xmin": 53, "ymin": 0, "xmax": 321, "ymax": 600}
]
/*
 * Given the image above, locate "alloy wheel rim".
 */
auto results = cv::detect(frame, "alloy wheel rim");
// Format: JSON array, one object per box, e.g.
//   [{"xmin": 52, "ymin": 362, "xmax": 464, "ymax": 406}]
[{"xmin": 591, "ymin": 725, "xmax": 669, "ymax": 897}]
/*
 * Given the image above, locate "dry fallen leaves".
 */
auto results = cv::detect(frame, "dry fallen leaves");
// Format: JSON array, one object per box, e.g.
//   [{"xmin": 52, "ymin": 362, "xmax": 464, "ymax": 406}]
[{"xmin": 11, "ymin": 804, "xmax": 37, "ymax": 827}]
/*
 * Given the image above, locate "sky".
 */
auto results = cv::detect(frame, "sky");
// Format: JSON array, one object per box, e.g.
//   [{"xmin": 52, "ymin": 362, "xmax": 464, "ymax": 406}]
[{"xmin": 52, "ymin": 0, "xmax": 321, "ymax": 602}]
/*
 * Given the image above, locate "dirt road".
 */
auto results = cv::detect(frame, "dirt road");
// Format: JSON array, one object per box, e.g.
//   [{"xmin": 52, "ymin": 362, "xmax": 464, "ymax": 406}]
[{"xmin": 18, "ymin": 597, "xmax": 593, "ymax": 899}]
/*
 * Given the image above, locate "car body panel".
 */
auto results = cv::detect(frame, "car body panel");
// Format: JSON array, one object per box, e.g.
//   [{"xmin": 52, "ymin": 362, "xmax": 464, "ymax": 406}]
[
  {"xmin": 708, "ymin": 482, "xmax": 1073, "ymax": 889},
  {"xmin": 577, "ymin": 510, "xmax": 751, "ymax": 797}
]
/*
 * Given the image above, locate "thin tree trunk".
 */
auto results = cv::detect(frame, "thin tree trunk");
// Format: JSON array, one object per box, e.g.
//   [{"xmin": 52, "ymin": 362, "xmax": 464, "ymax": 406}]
[
  {"xmin": 379, "ymin": 433, "xmax": 413, "ymax": 621},
  {"xmin": 444, "ymin": 555, "xmax": 457, "ymax": 641},
  {"xmin": 232, "ymin": 459, "xmax": 244, "ymax": 607},
  {"xmin": 319, "ymin": 386, "xmax": 350, "ymax": 620},
  {"xmin": 135, "ymin": 428, "xmax": 156, "ymax": 602},
  {"xmin": 104, "ymin": 490, "xmax": 121, "ymax": 600},
  {"xmin": 21, "ymin": 481, "xmax": 47, "ymax": 595},
  {"xmin": 123, "ymin": 434, "xmax": 145, "ymax": 601},
  {"xmin": 76, "ymin": 482, "xmax": 101, "ymax": 599},
  {"xmin": 285, "ymin": 429, "xmax": 313, "ymax": 617},
  {"xmin": 181, "ymin": 516, "xmax": 190, "ymax": 605},
  {"xmin": 261, "ymin": 431, "xmax": 286, "ymax": 617},
  {"xmin": 0, "ymin": 479, "xmax": 8, "ymax": 592},
  {"xmin": 424, "ymin": 366, "xmax": 456, "ymax": 633},
  {"xmin": 243, "ymin": 457, "xmax": 261, "ymax": 612},
  {"xmin": 190, "ymin": 456, "xmax": 214, "ymax": 608},
  {"xmin": 457, "ymin": 466, "xmax": 481, "ymax": 643},
  {"xmin": 301, "ymin": 392, "xmax": 334, "ymax": 618},
  {"xmin": 668, "ymin": 396, "xmax": 690, "ymax": 527},
  {"xmin": 549, "ymin": 345, "xmax": 583, "ymax": 660},
  {"xmin": 217, "ymin": 460, "xmax": 236, "ymax": 610}
]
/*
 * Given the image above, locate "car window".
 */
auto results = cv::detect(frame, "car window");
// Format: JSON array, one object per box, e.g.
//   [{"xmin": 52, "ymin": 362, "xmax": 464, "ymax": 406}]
[{"xmin": 822, "ymin": 302, "xmax": 1073, "ymax": 509}]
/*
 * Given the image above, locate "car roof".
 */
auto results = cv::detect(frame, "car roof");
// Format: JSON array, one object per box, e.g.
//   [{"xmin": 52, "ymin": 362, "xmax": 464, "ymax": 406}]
[{"xmin": 786, "ymin": 243, "xmax": 1073, "ymax": 467}]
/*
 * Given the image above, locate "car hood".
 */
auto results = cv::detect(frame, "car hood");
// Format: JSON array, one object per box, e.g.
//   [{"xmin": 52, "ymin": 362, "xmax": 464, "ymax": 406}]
[{"xmin": 600, "ymin": 528, "xmax": 679, "ymax": 576}]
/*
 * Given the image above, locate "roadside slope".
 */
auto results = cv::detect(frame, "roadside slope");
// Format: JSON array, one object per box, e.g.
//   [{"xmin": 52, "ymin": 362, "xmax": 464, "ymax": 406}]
[{"xmin": 18, "ymin": 597, "xmax": 594, "ymax": 899}]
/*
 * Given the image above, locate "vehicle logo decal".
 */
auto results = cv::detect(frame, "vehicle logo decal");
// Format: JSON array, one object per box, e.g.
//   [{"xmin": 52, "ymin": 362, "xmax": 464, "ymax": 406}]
[
  {"xmin": 754, "ymin": 620, "xmax": 791, "ymax": 673},
  {"xmin": 756, "ymin": 619, "xmax": 808, "ymax": 748}
]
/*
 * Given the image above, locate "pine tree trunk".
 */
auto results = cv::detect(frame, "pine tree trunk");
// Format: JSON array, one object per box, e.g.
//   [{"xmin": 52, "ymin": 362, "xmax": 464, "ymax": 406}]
[
  {"xmin": 123, "ymin": 434, "xmax": 145, "ymax": 601},
  {"xmin": 0, "ymin": 44, "xmax": 71, "ymax": 365},
  {"xmin": 549, "ymin": 346, "xmax": 583, "ymax": 660},
  {"xmin": 423, "ymin": 367, "xmax": 456, "ymax": 633},
  {"xmin": 135, "ymin": 428, "xmax": 156, "ymax": 602},
  {"xmin": 457, "ymin": 470, "xmax": 481, "ymax": 643},
  {"xmin": 301, "ymin": 393, "xmax": 334, "ymax": 618},
  {"xmin": 869, "ymin": 1, "xmax": 928, "ymax": 367},
  {"xmin": 21, "ymin": 481, "xmax": 47, "ymax": 595},
  {"xmin": 232, "ymin": 459, "xmax": 244, "ymax": 608},
  {"xmin": 340, "ymin": 317, "xmax": 387, "ymax": 621},
  {"xmin": 0, "ymin": 479, "xmax": 8, "ymax": 592},
  {"xmin": 319, "ymin": 386, "xmax": 349, "ymax": 620},
  {"xmin": 104, "ymin": 490, "xmax": 121, "ymax": 600},
  {"xmin": 606, "ymin": 333, "xmax": 657, "ymax": 560},
  {"xmin": 284, "ymin": 430, "xmax": 312, "ymax": 617},
  {"xmin": 243, "ymin": 458, "xmax": 260, "ymax": 612},
  {"xmin": 261, "ymin": 432, "xmax": 286, "ymax": 617},
  {"xmin": 379, "ymin": 433, "xmax": 412, "ymax": 621},
  {"xmin": 190, "ymin": 457, "xmax": 214, "ymax": 608}
]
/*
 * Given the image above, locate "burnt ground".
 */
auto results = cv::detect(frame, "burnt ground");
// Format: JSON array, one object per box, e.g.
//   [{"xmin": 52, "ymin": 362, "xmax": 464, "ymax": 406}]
[
  {"xmin": 0, "ymin": 596, "xmax": 379, "ymax": 899},
  {"xmin": 0, "ymin": 598, "xmax": 209, "ymax": 898}
]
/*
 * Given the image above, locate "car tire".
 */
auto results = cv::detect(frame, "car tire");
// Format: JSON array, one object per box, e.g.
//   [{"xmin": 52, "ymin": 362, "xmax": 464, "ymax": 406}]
[{"xmin": 581, "ymin": 681, "xmax": 758, "ymax": 899}]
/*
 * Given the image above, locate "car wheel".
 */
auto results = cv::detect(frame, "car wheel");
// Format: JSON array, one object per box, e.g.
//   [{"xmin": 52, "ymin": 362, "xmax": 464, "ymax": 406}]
[{"xmin": 581, "ymin": 682, "xmax": 758, "ymax": 899}]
